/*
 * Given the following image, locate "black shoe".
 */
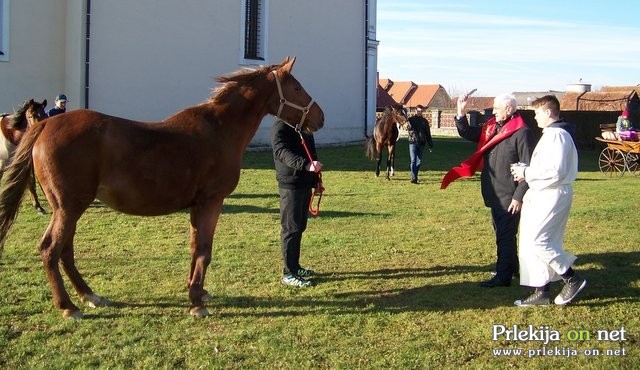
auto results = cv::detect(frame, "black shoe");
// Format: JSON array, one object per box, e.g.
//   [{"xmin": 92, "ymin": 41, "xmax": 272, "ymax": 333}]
[
  {"xmin": 554, "ymin": 274, "xmax": 587, "ymax": 305},
  {"xmin": 514, "ymin": 290, "xmax": 551, "ymax": 306},
  {"xmin": 479, "ymin": 277, "xmax": 511, "ymax": 287},
  {"xmin": 410, "ymin": 178, "xmax": 419, "ymax": 184}
]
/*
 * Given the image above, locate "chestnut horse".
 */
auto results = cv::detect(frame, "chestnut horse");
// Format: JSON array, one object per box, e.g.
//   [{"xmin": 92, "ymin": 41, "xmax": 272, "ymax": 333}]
[
  {"xmin": 0, "ymin": 99, "xmax": 48, "ymax": 214},
  {"xmin": 365, "ymin": 106, "xmax": 408, "ymax": 180},
  {"xmin": 0, "ymin": 57, "xmax": 324, "ymax": 319}
]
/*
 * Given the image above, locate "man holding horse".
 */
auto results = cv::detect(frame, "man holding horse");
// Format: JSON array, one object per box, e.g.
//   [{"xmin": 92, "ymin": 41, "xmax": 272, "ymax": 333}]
[
  {"xmin": 272, "ymin": 119, "xmax": 322, "ymax": 287},
  {"xmin": 442, "ymin": 93, "xmax": 535, "ymax": 288}
]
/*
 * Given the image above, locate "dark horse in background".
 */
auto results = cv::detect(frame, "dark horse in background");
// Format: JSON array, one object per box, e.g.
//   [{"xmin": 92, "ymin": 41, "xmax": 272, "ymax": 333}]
[
  {"xmin": 0, "ymin": 57, "xmax": 324, "ymax": 319},
  {"xmin": 365, "ymin": 106, "xmax": 409, "ymax": 180},
  {"xmin": 0, "ymin": 99, "xmax": 48, "ymax": 214}
]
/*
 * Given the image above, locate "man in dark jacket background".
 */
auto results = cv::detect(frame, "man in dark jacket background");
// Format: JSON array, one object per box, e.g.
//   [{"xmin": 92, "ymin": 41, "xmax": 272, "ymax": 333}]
[
  {"xmin": 407, "ymin": 106, "xmax": 434, "ymax": 184},
  {"xmin": 271, "ymin": 119, "xmax": 322, "ymax": 287},
  {"xmin": 453, "ymin": 93, "xmax": 535, "ymax": 288}
]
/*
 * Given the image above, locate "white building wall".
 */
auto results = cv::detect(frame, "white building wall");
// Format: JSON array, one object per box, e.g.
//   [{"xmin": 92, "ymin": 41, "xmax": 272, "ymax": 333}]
[
  {"xmin": 1, "ymin": 0, "xmax": 375, "ymax": 146},
  {"xmin": 0, "ymin": 0, "xmax": 67, "ymax": 111},
  {"xmin": 87, "ymin": 0, "xmax": 367, "ymax": 145}
]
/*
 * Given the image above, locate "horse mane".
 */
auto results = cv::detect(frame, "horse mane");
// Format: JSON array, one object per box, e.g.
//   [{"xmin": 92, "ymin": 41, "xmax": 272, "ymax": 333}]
[
  {"xmin": 209, "ymin": 61, "xmax": 286, "ymax": 104},
  {"xmin": 7, "ymin": 99, "xmax": 34, "ymax": 129},
  {"xmin": 377, "ymin": 107, "xmax": 393, "ymax": 125}
]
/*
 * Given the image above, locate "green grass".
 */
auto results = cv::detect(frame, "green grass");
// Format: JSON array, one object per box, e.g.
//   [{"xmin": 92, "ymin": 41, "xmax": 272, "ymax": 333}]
[{"xmin": 1, "ymin": 137, "xmax": 638, "ymax": 369}]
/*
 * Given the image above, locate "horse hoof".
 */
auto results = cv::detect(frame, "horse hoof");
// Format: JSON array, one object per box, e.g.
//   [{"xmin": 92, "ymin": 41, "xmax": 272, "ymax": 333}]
[
  {"xmin": 63, "ymin": 309, "xmax": 84, "ymax": 320},
  {"xmin": 190, "ymin": 306, "xmax": 211, "ymax": 318},
  {"xmin": 36, "ymin": 207, "xmax": 46, "ymax": 215},
  {"xmin": 82, "ymin": 293, "xmax": 111, "ymax": 308}
]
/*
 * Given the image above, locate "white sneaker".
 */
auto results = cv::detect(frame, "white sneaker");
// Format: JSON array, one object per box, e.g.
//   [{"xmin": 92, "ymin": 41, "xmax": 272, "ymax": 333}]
[{"xmin": 281, "ymin": 274, "xmax": 312, "ymax": 287}]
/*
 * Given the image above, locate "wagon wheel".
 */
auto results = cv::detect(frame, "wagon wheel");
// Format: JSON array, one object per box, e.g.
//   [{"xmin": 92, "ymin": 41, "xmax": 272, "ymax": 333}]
[
  {"xmin": 625, "ymin": 152, "xmax": 640, "ymax": 177},
  {"xmin": 598, "ymin": 147, "xmax": 626, "ymax": 178}
]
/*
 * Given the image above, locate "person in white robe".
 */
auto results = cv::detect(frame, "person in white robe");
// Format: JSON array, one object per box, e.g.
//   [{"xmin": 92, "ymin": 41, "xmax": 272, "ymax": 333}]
[{"xmin": 510, "ymin": 95, "xmax": 587, "ymax": 307}]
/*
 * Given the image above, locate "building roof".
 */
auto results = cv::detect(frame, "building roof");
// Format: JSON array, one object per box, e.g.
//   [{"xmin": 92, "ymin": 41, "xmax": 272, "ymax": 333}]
[
  {"xmin": 404, "ymin": 84, "xmax": 448, "ymax": 107},
  {"xmin": 512, "ymin": 91, "xmax": 565, "ymax": 107},
  {"xmin": 451, "ymin": 96, "xmax": 495, "ymax": 111},
  {"xmin": 386, "ymin": 81, "xmax": 417, "ymax": 105},
  {"xmin": 560, "ymin": 90, "xmax": 638, "ymax": 111},
  {"xmin": 376, "ymin": 84, "xmax": 399, "ymax": 109},
  {"xmin": 379, "ymin": 78, "xmax": 452, "ymax": 108}
]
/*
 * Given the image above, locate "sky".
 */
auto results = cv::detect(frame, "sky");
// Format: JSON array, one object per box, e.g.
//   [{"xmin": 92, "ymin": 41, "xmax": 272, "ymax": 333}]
[{"xmin": 376, "ymin": 0, "xmax": 640, "ymax": 97}]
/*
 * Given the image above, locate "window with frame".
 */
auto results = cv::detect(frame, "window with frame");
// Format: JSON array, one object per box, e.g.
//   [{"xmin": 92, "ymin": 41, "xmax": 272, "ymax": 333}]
[
  {"xmin": 0, "ymin": 0, "xmax": 8, "ymax": 61},
  {"xmin": 241, "ymin": 0, "xmax": 267, "ymax": 63}
]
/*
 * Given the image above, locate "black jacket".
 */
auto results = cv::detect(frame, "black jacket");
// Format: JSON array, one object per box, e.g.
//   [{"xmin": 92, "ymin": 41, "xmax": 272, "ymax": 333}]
[
  {"xmin": 455, "ymin": 114, "xmax": 535, "ymax": 210},
  {"xmin": 271, "ymin": 120, "xmax": 319, "ymax": 189},
  {"xmin": 407, "ymin": 115, "xmax": 433, "ymax": 148}
]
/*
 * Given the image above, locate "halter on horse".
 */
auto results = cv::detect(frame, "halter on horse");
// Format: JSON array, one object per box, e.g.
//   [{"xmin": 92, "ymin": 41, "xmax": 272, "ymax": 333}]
[
  {"xmin": 0, "ymin": 57, "xmax": 324, "ymax": 319},
  {"xmin": 0, "ymin": 99, "xmax": 48, "ymax": 214},
  {"xmin": 365, "ymin": 106, "xmax": 409, "ymax": 180}
]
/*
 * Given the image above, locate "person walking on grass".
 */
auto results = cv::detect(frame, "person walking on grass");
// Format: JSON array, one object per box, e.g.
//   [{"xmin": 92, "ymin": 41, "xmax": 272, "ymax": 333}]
[
  {"xmin": 407, "ymin": 106, "xmax": 433, "ymax": 184},
  {"xmin": 271, "ymin": 119, "xmax": 322, "ymax": 287},
  {"xmin": 510, "ymin": 95, "xmax": 587, "ymax": 306}
]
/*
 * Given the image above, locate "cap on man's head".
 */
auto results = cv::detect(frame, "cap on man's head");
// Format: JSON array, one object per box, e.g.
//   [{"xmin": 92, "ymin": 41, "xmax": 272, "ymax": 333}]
[
  {"xmin": 622, "ymin": 109, "xmax": 629, "ymax": 117},
  {"xmin": 55, "ymin": 94, "xmax": 68, "ymax": 102}
]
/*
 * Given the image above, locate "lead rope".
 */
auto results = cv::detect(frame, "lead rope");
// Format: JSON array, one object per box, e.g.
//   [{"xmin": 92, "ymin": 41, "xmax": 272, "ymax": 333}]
[{"xmin": 296, "ymin": 127, "xmax": 324, "ymax": 217}]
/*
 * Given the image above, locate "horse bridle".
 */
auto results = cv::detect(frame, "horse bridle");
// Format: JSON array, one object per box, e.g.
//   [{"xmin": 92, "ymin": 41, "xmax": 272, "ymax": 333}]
[{"xmin": 272, "ymin": 70, "xmax": 315, "ymax": 129}]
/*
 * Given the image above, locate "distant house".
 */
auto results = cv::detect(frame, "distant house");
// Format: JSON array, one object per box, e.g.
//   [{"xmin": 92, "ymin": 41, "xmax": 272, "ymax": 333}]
[
  {"xmin": 560, "ymin": 89, "xmax": 639, "ymax": 111},
  {"xmin": 450, "ymin": 96, "xmax": 495, "ymax": 113},
  {"xmin": 378, "ymin": 78, "xmax": 452, "ymax": 113},
  {"xmin": 512, "ymin": 91, "xmax": 565, "ymax": 109}
]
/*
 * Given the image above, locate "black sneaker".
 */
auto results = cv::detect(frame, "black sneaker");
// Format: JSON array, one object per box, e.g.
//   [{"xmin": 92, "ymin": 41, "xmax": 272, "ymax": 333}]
[
  {"xmin": 514, "ymin": 290, "xmax": 551, "ymax": 306},
  {"xmin": 479, "ymin": 277, "xmax": 511, "ymax": 287},
  {"xmin": 297, "ymin": 267, "xmax": 315, "ymax": 277},
  {"xmin": 554, "ymin": 274, "xmax": 587, "ymax": 305}
]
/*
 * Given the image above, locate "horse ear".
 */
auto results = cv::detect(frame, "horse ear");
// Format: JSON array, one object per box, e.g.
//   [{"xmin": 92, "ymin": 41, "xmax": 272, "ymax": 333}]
[
  {"xmin": 281, "ymin": 56, "xmax": 296, "ymax": 74},
  {"xmin": 43, "ymin": 99, "xmax": 47, "ymax": 108}
]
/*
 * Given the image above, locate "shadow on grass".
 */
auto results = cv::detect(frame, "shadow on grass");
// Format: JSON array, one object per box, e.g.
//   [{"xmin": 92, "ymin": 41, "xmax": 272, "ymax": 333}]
[
  {"xmin": 211, "ymin": 251, "xmax": 640, "ymax": 316},
  {"xmin": 13, "ymin": 251, "xmax": 635, "ymax": 320}
]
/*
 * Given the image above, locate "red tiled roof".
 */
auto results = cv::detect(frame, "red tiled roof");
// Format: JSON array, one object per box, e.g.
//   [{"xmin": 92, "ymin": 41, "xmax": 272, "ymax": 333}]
[
  {"xmin": 451, "ymin": 96, "xmax": 495, "ymax": 110},
  {"xmin": 387, "ymin": 81, "xmax": 417, "ymax": 105},
  {"xmin": 405, "ymin": 85, "xmax": 441, "ymax": 107}
]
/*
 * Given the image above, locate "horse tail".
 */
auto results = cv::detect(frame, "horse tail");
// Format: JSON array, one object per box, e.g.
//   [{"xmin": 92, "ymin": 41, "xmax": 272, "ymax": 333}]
[
  {"xmin": 0, "ymin": 120, "xmax": 46, "ymax": 258},
  {"xmin": 365, "ymin": 136, "xmax": 378, "ymax": 160}
]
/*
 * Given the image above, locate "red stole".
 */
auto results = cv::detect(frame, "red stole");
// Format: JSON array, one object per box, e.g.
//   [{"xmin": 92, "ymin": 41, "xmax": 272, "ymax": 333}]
[{"xmin": 440, "ymin": 113, "xmax": 527, "ymax": 189}]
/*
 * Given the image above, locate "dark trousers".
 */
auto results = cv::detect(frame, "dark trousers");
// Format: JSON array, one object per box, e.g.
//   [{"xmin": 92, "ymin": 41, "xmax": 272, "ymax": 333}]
[
  {"xmin": 490, "ymin": 206, "xmax": 520, "ymax": 283},
  {"xmin": 279, "ymin": 187, "xmax": 311, "ymax": 275}
]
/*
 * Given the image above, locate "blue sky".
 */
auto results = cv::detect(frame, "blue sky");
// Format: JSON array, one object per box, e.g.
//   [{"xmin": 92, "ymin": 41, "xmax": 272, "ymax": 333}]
[{"xmin": 377, "ymin": 0, "xmax": 640, "ymax": 97}]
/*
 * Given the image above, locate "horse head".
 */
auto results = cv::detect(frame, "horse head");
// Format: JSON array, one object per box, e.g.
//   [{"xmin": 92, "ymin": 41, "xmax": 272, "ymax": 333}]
[
  {"xmin": 25, "ymin": 99, "xmax": 48, "ymax": 126},
  {"xmin": 392, "ymin": 106, "xmax": 409, "ymax": 130},
  {"xmin": 270, "ymin": 57, "xmax": 324, "ymax": 133},
  {"xmin": 8, "ymin": 99, "xmax": 48, "ymax": 130}
]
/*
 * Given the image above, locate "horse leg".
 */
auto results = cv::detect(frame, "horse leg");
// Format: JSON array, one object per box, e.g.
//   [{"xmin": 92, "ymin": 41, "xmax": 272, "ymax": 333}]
[
  {"xmin": 29, "ymin": 169, "xmax": 46, "ymax": 214},
  {"xmin": 60, "ymin": 233, "xmax": 111, "ymax": 311},
  {"xmin": 389, "ymin": 144, "xmax": 396, "ymax": 177},
  {"xmin": 375, "ymin": 142, "xmax": 382, "ymax": 177},
  {"xmin": 385, "ymin": 147, "xmax": 392, "ymax": 181},
  {"xmin": 186, "ymin": 200, "xmax": 222, "ymax": 317},
  {"xmin": 39, "ymin": 211, "xmax": 86, "ymax": 319}
]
